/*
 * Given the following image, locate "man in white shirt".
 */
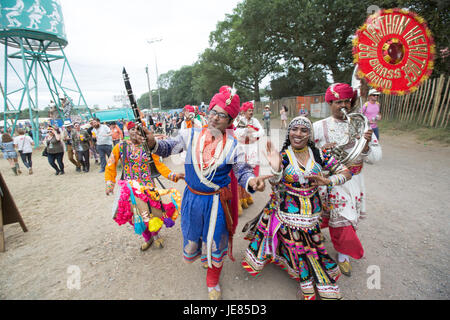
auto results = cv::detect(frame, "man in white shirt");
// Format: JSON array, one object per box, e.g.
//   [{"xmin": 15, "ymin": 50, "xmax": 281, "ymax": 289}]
[
  {"xmin": 91, "ymin": 118, "xmax": 113, "ymax": 173},
  {"xmin": 13, "ymin": 128, "xmax": 35, "ymax": 174}
]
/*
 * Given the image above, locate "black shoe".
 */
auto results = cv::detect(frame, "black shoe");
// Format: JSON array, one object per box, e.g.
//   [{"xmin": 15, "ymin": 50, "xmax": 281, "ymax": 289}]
[
  {"xmin": 60, "ymin": 170, "xmax": 65, "ymax": 175},
  {"xmin": 55, "ymin": 171, "xmax": 60, "ymax": 175},
  {"xmin": 76, "ymin": 167, "xmax": 81, "ymax": 172}
]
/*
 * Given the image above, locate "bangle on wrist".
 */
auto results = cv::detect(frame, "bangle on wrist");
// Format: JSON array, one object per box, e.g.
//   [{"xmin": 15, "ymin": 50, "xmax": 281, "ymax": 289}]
[
  {"xmin": 328, "ymin": 174, "xmax": 347, "ymax": 187},
  {"xmin": 270, "ymin": 166, "xmax": 282, "ymax": 176}
]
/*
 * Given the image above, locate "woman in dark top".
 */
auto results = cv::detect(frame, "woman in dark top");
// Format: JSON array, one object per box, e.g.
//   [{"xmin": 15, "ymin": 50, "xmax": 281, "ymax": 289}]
[{"xmin": 45, "ymin": 126, "xmax": 65, "ymax": 175}]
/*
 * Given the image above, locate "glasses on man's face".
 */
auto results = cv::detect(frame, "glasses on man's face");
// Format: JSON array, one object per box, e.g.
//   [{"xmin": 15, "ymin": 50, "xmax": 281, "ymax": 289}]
[{"xmin": 209, "ymin": 109, "xmax": 230, "ymax": 120}]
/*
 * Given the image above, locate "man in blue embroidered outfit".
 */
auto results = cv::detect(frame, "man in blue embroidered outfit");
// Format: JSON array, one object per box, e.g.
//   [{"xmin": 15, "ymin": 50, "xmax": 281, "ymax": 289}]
[{"xmin": 143, "ymin": 85, "xmax": 272, "ymax": 300}]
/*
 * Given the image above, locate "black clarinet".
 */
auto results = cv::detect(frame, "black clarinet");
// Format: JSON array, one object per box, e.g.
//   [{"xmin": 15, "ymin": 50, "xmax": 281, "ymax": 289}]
[{"xmin": 122, "ymin": 68, "xmax": 164, "ymax": 185}]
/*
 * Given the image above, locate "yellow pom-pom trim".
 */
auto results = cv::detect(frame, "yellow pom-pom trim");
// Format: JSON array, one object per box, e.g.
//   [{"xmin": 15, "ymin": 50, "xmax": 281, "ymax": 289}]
[{"xmin": 148, "ymin": 217, "xmax": 163, "ymax": 232}]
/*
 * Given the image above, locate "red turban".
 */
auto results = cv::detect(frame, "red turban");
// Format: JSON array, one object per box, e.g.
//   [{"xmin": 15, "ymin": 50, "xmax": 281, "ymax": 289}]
[
  {"xmin": 127, "ymin": 121, "xmax": 136, "ymax": 130},
  {"xmin": 241, "ymin": 101, "xmax": 254, "ymax": 112},
  {"xmin": 208, "ymin": 85, "xmax": 240, "ymax": 119},
  {"xmin": 325, "ymin": 83, "xmax": 357, "ymax": 106},
  {"xmin": 184, "ymin": 105, "xmax": 194, "ymax": 113}
]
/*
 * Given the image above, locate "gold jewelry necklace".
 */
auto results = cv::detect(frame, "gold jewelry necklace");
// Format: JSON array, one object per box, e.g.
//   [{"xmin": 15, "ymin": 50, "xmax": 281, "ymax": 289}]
[{"xmin": 293, "ymin": 146, "xmax": 308, "ymax": 153}]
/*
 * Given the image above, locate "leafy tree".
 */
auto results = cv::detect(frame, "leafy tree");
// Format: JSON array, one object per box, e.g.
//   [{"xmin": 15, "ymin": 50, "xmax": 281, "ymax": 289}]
[
  {"xmin": 241, "ymin": 0, "xmax": 369, "ymax": 84},
  {"xmin": 191, "ymin": 53, "xmax": 236, "ymax": 104},
  {"xmin": 207, "ymin": 3, "xmax": 281, "ymax": 101},
  {"xmin": 269, "ymin": 65, "xmax": 330, "ymax": 99}
]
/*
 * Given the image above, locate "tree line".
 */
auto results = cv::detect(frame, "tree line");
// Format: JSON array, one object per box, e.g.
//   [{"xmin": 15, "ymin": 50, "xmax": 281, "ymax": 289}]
[{"xmin": 137, "ymin": 0, "xmax": 449, "ymax": 110}]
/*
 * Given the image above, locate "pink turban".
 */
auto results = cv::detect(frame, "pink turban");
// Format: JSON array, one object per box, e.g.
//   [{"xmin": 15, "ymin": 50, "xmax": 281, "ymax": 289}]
[
  {"xmin": 208, "ymin": 85, "xmax": 240, "ymax": 119},
  {"xmin": 184, "ymin": 105, "xmax": 194, "ymax": 113},
  {"xmin": 127, "ymin": 121, "xmax": 136, "ymax": 130},
  {"xmin": 241, "ymin": 101, "xmax": 254, "ymax": 112},
  {"xmin": 325, "ymin": 83, "xmax": 357, "ymax": 106}
]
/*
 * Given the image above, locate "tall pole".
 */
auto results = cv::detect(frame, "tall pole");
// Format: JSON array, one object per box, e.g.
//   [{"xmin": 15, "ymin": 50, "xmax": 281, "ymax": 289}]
[
  {"xmin": 155, "ymin": 54, "xmax": 162, "ymax": 112},
  {"xmin": 145, "ymin": 65, "xmax": 153, "ymax": 112},
  {"xmin": 147, "ymin": 38, "xmax": 162, "ymax": 112}
]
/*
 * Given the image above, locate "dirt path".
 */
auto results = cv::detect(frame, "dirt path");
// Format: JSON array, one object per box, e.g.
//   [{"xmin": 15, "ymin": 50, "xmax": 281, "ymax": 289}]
[{"xmin": 1, "ymin": 122, "xmax": 449, "ymax": 300}]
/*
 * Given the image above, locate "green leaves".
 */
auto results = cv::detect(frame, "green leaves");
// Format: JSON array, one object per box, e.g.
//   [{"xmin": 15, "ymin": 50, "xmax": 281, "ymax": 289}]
[{"xmin": 138, "ymin": 0, "xmax": 448, "ymax": 109}]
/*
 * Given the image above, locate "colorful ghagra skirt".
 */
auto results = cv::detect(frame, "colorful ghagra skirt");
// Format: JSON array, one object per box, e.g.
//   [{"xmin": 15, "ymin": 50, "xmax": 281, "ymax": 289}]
[{"xmin": 242, "ymin": 193, "xmax": 342, "ymax": 300}]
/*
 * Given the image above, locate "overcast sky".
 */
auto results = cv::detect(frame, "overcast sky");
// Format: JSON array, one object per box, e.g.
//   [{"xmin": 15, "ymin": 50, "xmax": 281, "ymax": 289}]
[
  {"xmin": 60, "ymin": 0, "xmax": 242, "ymax": 108},
  {"xmin": 1, "ymin": 0, "xmax": 242, "ymax": 110}
]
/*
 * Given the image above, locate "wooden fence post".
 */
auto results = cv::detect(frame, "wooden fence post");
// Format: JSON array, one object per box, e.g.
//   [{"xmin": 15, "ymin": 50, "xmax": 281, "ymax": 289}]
[
  {"xmin": 401, "ymin": 94, "xmax": 410, "ymax": 122},
  {"xmin": 441, "ymin": 81, "xmax": 450, "ymax": 128},
  {"xmin": 423, "ymin": 78, "xmax": 437, "ymax": 125},
  {"xmin": 382, "ymin": 95, "xmax": 388, "ymax": 120},
  {"xmin": 436, "ymin": 77, "xmax": 449, "ymax": 128},
  {"xmin": 418, "ymin": 79, "xmax": 431, "ymax": 123},
  {"xmin": 430, "ymin": 75, "xmax": 445, "ymax": 127},
  {"xmin": 405, "ymin": 89, "xmax": 416, "ymax": 122},
  {"xmin": 397, "ymin": 95, "xmax": 404, "ymax": 120},
  {"xmin": 391, "ymin": 95, "xmax": 397, "ymax": 120},
  {"xmin": 408, "ymin": 82, "xmax": 422, "ymax": 122}
]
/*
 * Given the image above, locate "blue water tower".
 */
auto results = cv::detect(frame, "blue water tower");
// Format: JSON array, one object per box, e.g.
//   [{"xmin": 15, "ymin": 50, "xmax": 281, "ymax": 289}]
[{"xmin": 0, "ymin": 0, "xmax": 93, "ymax": 144}]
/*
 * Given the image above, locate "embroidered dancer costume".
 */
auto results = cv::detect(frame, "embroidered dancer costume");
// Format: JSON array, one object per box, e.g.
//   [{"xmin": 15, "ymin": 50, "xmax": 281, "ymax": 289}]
[
  {"xmin": 105, "ymin": 121, "xmax": 183, "ymax": 251},
  {"xmin": 233, "ymin": 101, "xmax": 264, "ymax": 215},
  {"xmin": 313, "ymin": 83, "xmax": 382, "ymax": 276},
  {"xmin": 242, "ymin": 116, "xmax": 351, "ymax": 300},
  {"xmin": 145, "ymin": 86, "xmax": 271, "ymax": 300}
]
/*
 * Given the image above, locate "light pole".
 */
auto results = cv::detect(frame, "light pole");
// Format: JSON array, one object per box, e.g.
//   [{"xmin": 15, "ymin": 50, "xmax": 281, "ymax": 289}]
[
  {"xmin": 147, "ymin": 38, "xmax": 162, "ymax": 112},
  {"xmin": 145, "ymin": 65, "xmax": 153, "ymax": 112}
]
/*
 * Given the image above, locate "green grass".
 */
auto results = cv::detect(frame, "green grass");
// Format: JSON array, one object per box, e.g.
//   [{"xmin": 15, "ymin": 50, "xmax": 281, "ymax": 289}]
[{"xmin": 377, "ymin": 120, "xmax": 450, "ymax": 145}]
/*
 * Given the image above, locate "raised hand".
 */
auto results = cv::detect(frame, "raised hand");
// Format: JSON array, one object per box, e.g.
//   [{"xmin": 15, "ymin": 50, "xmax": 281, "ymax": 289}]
[
  {"xmin": 364, "ymin": 129, "xmax": 374, "ymax": 142},
  {"xmin": 142, "ymin": 126, "xmax": 156, "ymax": 148},
  {"xmin": 265, "ymin": 140, "xmax": 282, "ymax": 172}
]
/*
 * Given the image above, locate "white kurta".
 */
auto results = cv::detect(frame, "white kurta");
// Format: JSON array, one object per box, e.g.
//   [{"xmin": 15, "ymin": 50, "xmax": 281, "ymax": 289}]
[
  {"xmin": 180, "ymin": 118, "xmax": 203, "ymax": 130},
  {"xmin": 233, "ymin": 116, "xmax": 264, "ymax": 168},
  {"xmin": 313, "ymin": 117, "xmax": 382, "ymax": 228}
]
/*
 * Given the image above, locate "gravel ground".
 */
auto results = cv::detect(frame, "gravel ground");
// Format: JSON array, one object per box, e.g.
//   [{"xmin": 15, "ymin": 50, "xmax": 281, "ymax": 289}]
[{"xmin": 0, "ymin": 119, "xmax": 449, "ymax": 300}]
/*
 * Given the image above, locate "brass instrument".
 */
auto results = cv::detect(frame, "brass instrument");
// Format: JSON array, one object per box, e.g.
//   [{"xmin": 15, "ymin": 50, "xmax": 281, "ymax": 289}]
[
  {"xmin": 330, "ymin": 107, "xmax": 370, "ymax": 166},
  {"xmin": 235, "ymin": 115, "xmax": 247, "ymax": 128},
  {"xmin": 185, "ymin": 112, "xmax": 195, "ymax": 121}
]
